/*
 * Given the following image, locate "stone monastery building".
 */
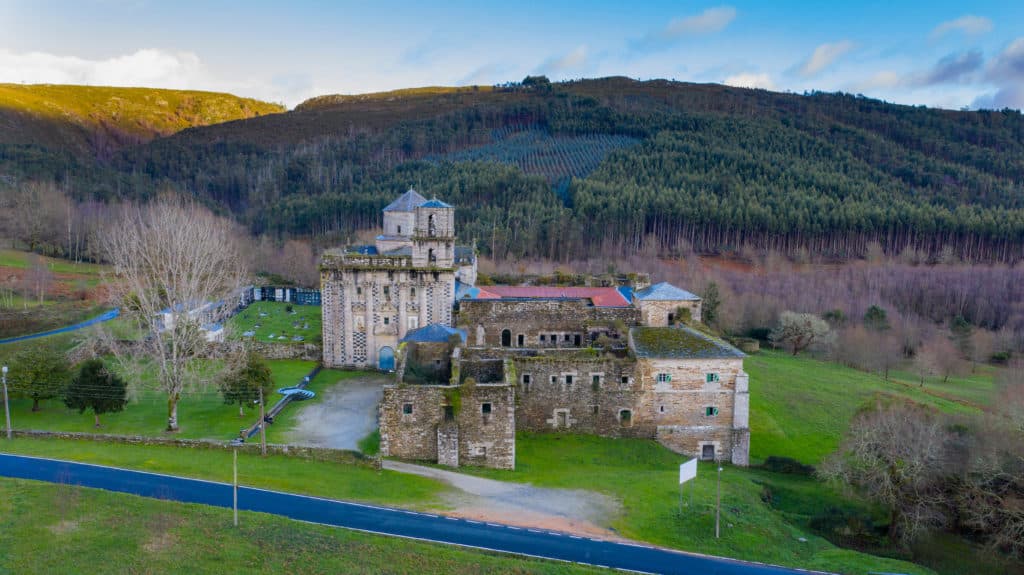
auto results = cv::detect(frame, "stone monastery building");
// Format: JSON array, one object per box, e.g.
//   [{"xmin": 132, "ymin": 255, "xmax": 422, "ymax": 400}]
[{"xmin": 321, "ymin": 190, "xmax": 750, "ymax": 470}]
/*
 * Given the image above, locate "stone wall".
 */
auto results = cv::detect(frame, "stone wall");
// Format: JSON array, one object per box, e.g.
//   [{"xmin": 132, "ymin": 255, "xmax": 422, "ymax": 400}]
[
  {"xmin": 457, "ymin": 299, "xmax": 639, "ymax": 349},
  {"xmin": 379, "ymin": 382, "xmax": 515, "ymax": 469},
  {"xmin": 204, "ymin": 341, "xmax": 322, "ymax": 361},
  {"xmin": 637, "ymin": 299, "xmax": 702, "ymax": 325},
  {"xmin": 512, "ymin": 353, "xmax": 648, "ymax": 437}
]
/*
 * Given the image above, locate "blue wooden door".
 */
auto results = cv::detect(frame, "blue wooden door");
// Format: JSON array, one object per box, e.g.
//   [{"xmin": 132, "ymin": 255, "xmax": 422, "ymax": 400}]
[{"xmin": 379, "ymin": 346, "xmax": 395, "ymax": 371}]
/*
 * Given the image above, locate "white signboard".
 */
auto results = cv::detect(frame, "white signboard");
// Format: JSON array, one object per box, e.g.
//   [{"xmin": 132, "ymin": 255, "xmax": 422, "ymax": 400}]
[{"xmin": 679, "ymin": 458, "xmax": 698, "ymax": 485}]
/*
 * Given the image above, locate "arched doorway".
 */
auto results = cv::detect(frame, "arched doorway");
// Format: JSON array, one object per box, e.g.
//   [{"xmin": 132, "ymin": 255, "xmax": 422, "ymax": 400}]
[
  {"xmin": 501, "ymin": 329, "xmax": 512, "ymax": 347},
  {"xmin": 379, "ymin": 346, "xmax": 395, "ymax": 371}
]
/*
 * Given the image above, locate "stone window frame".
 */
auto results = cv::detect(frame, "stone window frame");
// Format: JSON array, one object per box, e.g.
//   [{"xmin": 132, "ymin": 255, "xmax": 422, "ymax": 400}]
[
  {"xmin": 550, "ymin": 375, "xmax": 558, "ymax": 385},
  {"xmin": 552, "ymin": 408, "xmax": 571, "ymax": 429},
  {"xmin": 402, "ymin": 403, "xmax": 413, "ymax": 415},
  {"xmin": 481, "ymin": 402, "xmax": 492, "ymax": 414},
  {"xmin": 698, "ymin": 441, "xmax": 720, "ymax": 461},
  {"xmin": 562, "ymin": 372, "xmax": 577, "ymax": 387},
  {"xmin": 618, "ymin": 409, "xmax": 633, "ymax": 427},
  {"xmin": 590, "ymin": 372, "xmax": 604, "ymax": 390}
]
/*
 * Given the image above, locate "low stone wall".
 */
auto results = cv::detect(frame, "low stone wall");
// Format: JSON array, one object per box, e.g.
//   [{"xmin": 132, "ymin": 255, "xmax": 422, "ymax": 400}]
[
  {"xmin": 205, "ymin": 341, "xmax": 322, "ymax": 361},
  {"xmin": 12, "ymin": 430, "xmax": 379, "ymax": 469}
]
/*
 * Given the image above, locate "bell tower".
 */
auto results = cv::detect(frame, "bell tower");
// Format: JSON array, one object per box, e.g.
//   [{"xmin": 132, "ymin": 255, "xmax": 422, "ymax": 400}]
[{"xmin": 412, "ymin": 199, "xmax": 455, "ymax": 268}]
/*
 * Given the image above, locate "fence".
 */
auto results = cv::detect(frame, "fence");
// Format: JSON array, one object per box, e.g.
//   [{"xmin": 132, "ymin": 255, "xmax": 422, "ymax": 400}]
[{"xmin": 249, "ymin": 286, "xmax": 321, "ymax": 306}]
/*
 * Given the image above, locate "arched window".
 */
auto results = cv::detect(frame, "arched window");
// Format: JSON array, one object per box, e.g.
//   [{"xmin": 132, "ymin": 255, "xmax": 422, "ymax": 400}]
[
  {"xmin": 428, "ymin": 214, "xmax": 436, "ymax": 236},
  {"xmin": 501, "ymin": 329, "xmax": 512, "ymax": 347}
]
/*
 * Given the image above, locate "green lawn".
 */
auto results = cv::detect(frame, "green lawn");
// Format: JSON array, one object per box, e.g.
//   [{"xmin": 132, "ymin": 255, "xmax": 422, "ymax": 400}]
[
  {"xmin": 746, "ymin": 351, "xmax": 989, "ymax": 465},
  {"xmin": 0, "ymin": 478, "xmax": 599, "ymax": 575},
  {"xmin": 450, "ymin": 433, "xmax": 931, "ymax": 575},
  {"xmin": 7, "ymin": 360, "xmax": 325, "ymax": 441},
  {"xmin": 227, "ymin": 301, "xmax": 322, "ymax": 344},
  {"xmin": 0, "ymin": 438, "xmax": 444, "ymax": 509},
  {"xmin": 0, "ymin": 248, "xmax": 107, "ymax": 276}
]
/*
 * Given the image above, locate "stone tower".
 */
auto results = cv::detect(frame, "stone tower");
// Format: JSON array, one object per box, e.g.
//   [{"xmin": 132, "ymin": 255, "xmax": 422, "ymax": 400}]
[{"xmin": 320, "ymin": 190, "xmax": 468, "ymax": 370}]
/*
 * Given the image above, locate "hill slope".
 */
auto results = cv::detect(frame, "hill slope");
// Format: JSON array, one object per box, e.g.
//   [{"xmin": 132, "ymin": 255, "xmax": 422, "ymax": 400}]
[
  {"xmin": 0, "ymin": 84, "xmax": 284, "ymax": 158},
  {"xmin": 4, "ymin": 78, "xmax": 1024, "ymax": 261}
]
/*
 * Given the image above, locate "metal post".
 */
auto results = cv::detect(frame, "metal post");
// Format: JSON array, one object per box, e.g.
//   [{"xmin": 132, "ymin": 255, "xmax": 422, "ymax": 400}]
[
  {"xmin": 259, "ymin": 387, "xmax": 267, "ymax": 457},
  {"xmin": 2, "ymin": 365, "xmax": 11, "ymax": 440},
  {"xmin": 715, "ymin": 461, "xmax": 722, "ymax": 539},
  {"xmin": 233, "ymin": 448, "xmax": 238, "ymax": 526}
]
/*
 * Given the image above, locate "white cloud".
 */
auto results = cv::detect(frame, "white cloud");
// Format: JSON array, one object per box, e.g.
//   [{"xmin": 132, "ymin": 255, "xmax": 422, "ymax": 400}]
[
  {"xmin": 857, "ymin": 70, "xmax": 902, "ymax": 89},
  {"xmin": 536, "ymin": 45, "xmax": 588, "ymax": 74},
  {"xmin": 930, "ymin": 15, "xmax": 993, "ymax": 39},
  {"xmin": 797, "ymin": 40, "xmax": 855, "ymax": 77},
  {"xmin": 723, "ymin": 72, "xmax": 775, "ymax": 90},
  {"xmin": 664, "ymin": 6, "xmax": 737, "ymax": 38},
  {"xmin": 0, "ymin": 48, "xmax": 205, "ymax": 89}
]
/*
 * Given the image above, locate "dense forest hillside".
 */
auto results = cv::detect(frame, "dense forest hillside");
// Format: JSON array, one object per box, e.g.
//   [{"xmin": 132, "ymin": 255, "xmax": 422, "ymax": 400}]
[
  {"xmin": 1, "ymin": 77, "xmax": 1022, "ymax": 261},
  {"xmin": 0, "ymin": 84, "xmax": 284, "ymax": 159}
]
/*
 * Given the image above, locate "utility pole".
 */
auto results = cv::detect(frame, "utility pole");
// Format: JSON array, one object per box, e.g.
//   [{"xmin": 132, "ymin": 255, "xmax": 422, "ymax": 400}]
[
  {"xmin": 259, "ymin": 387, "xmax": 267, "ymax": 457},
  {"xmin": 233, "ymin": 448, "xmax": 238, "ymax": 526},
  {"xmin": 715, "ymin": 460, "xmax": 722, "ymax": 539},
  {"xmin": 2, "ymin": 365, "xmax": 10, "ymax": 440}
]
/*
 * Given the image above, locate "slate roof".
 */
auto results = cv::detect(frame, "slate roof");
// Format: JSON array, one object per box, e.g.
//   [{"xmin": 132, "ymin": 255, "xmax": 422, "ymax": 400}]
[
  {"xmin": 382, "ymin": 189, "xmax": 427, "ymax": 212},
  {"xmin": 454, "ymin": 246, "xmax": 475, "ymax": 264},
  {"xmin": 629, "ymin": 326, "xmax": 744, "ymax": 359},
  {"xmin": 468, "ymin": 286, "xmax": 630, "ymax": 307},
  {"xmin": 420, "ymin": 198, "xmax": 452, "ymax": 209},
  {"xmin": 383, "ymin": 246, "xmax": 412, "ymax": 256},
  {"xmin": 401, "ymin": 323, "xmax": 467, "ymax": 344},
  {"xmin": 633, "ymin": 282, "xmax": 700, "ymax": 302}
]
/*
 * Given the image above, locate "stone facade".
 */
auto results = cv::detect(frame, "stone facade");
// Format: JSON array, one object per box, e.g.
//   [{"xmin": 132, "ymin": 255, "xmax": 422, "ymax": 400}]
[
  {"xmin": 379, "ymin": 383, "xmax": 516, "ymax": 469},
  {"xmin": 636, "ymin": 298, "xmax": 703, "ymax": 326},
  {"xmin": 320, "ymin": 190, "xmax": 475, "ymax": 369},
  {"xmin": 457, "ymin": 299, "xmax": 639, "ymax": 349}
]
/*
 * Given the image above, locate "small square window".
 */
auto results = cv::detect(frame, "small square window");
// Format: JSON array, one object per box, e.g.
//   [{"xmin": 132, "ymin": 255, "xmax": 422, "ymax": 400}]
[
  {"xmin": 551, "ymin": 375, "xmax": 558, "ymax": 385},
  {"xmin": 383, "ymin": 316, "xmax": 390, "ymax": 325},
  {"xmin": 705, "ymin": 406, "xmax": 719, "ymax": 417},
  {"xmin": 523, "ymin": 374, "xmax": 531, "ymax": 385},
  {"xmin": 565, "ymin": 375, "xmax": 573, "ymax": 385},
  {"xmin": 564, "ymin": 334, "xmax": 571, "ymax": 341},
  {"xmin": 706, "ymin": 373, "xmax": 720, "ymax": 383},
  {"xmin": 656, "ymin": 373, "xmax": 672, "ymax": 383},
  {"xmin": 621, "ymin": 376, "xmax": 629, "ymax": 384},
  {"xmin": 402, "ymin": 403, "xmax": 413, "ymax": 415},
  {"xmin": 540, "ymin": 334, "xmax": 546, "ymax": 342},
  {"xmin": 481, "ymin": 403, "xmax": 492, "ymax": 414},
  {"xmin": 356, "ymin": 287, "xmax": 363, "ymax": 296},
  {"xmin": 434, "ymin": 359, "xmax": 442, "ymax": 366}
]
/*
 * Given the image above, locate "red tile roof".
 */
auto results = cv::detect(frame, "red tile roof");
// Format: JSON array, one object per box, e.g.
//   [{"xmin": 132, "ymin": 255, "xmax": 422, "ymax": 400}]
[{"xmin": 473, "ymin": 286, "xmax": 630, "ymax": 307}]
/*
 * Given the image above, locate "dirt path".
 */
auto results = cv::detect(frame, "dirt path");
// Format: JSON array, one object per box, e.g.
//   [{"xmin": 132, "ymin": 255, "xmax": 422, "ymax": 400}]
[
  {"xmin": 285, "ymin": 375, "xmax": 386, "ymax": 450},
  {"xmin": 383, "ymin": 460, "xmax": 624, "ymax": 540}
]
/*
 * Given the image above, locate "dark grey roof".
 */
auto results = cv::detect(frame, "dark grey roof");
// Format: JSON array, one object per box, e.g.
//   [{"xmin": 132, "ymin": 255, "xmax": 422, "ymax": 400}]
[
  {"xmin": 383, "ymin": 189, "xmax": 427, "ymax": 212},
  {"xmin": 454, "ymin": 245, "xmax": 475, "ymax": 263},
  {"xmin": 633, "ymin": 282, "xmax": 700, "ymax": 302},
  {"xmin": 629, "ymin": 326, "xmax": 744, "ymax": 359},
  {"xmin": 383, "ymin": 246, "xmax": 412, "ymax": 256},
  {"xmin": 401, "ymin": 324, "xmax": 467, "ymax": 344}
]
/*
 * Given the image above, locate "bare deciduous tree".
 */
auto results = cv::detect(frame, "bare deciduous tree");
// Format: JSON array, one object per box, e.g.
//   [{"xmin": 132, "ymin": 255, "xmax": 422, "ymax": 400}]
[
  {"xmin": 914, "ymin": 335, "xmax": 966, "ymax": 383},
  {"xmin": 99, "ymin": 198, "xmax": 246, "ymax": 431},
  {"xmin": 769, "ymin": 311, "xmax": 833, "ymax": 355},
  {"xmin": 819, "ymin": 403, "xmax": 955, "ymax": 546}
]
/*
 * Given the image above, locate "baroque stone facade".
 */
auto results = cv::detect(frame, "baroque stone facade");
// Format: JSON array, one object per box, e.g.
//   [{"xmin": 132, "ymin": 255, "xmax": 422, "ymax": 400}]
[{"xmin": 320, "ymin": 190, "xmax": 475, "ymax": 369}]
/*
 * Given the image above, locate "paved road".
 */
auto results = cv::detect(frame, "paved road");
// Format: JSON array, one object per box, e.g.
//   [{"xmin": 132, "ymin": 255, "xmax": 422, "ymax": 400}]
[{"xmin": 0, "ymin": 453, "xmax": 819, "ymax": 575}]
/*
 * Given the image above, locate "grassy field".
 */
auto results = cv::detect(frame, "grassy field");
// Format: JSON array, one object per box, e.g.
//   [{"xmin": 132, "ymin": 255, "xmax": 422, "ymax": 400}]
[
  {"xmin": 452, "ymin": 433, "xmax": 931, "ymax": 575},
  {"xmin": 5, "ymin": 359, "xmax": 343, "ymax": 441},
  {"xmin": 227, "ymin": 301, "xmax": 322, "ymax": 344},
  {"xmin": 0, "ymin": 248, "xmax": 107, "ymax": 277},
  {"xmin": 0, "ymin": 478, "xmax": 603, "ymax": 575},
  {"xmin": 746, "ymin": 351, "xmax": 990, "ymax": 465},
  {"xmin": 0, "ymin": 438, "xmax": 444, "ymax": 508}
]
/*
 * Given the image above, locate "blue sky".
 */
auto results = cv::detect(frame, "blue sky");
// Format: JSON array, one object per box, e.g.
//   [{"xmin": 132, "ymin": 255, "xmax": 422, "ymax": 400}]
[{"xmin": 0, "ymin": 0, "xmax": 1021, "ymax": 110}]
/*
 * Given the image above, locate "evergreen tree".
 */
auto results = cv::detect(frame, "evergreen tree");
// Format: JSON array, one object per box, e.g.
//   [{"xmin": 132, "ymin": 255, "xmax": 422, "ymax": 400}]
[
  {"xmin": 64, "ymin": 358, "xmax": 128, "ymax": 428},
  {"xmin": 863, "ymin": 305, "xmax": 890, "ymax": 332},
  {"xmin": 219, "ymin": 353, "xmax": 274, "ymax": 417},
  {"xmin": 702, "ymin": 282, "xmax": 721, "ymax": 326}
]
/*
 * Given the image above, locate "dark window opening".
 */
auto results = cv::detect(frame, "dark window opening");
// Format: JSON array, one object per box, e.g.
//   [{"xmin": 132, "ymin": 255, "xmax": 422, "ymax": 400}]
[
  {"xmin": 621, "ymin": 376, "xmax": 629, "ymax": 384},
  {"xmin": 564, "ymin": 334, "xmax": 571, "ymax": 342},
  {"xmin": 517, "ymin": 334, "xmax": 524, "ymax": 346},
  {"xmin": 428, "ymin": 248, "xmax": 436, "ymax": 263},
  {"xmin": 705, "ymin": 406, "xmax": 719, "ymax": 417},
  {"xmin": 523, "ymin": 374, "xmax": 531, "ymax": 384},
  {"xmin": 481, "ymin": 403, "xmax": 492, "ymax": 414},
  {"xmin": 592, "ymin": 374, "xmax": 600, "ymax": 387},
  {"xmin": 501, "ymin": 329, "xmax": 512, "ymax": 347},
  {"xmin": 592, "ymin": 405, "xmax": 599, "ymax": 415},
  {"xmin": 428, "ymin": 214, "xmax": 436, "ymax": 236},
  {"xmin": 397, "ymin": 225, "xmax": 402, "ymax": 234},
  {"xmin": 383, "ymin": 317, "xmax": 390, "ymax": 325},
  {"xmin": 551, "ymin": 375, "xmax": 558, "ymax": 385},
  {"xmin": 402, "ymin": 403, "xmax": 413, "ymax": 415},
  {"xmin": 659, "ymin": 405, "xmax": 665, "ymax": 413},
  {"xmin": 574, "ymin": 334, "xmax": 581, "ymax": 346},
  {"xmin": 434, "ymin": 359, "xmax": 441, "ymax": 367},
  {"xmin": 668, "ymin": 313, "xmax": 675, "ymax": 324},
  {"xmin": 619, "ymin": 410, "xmax": 632, "ymax": 426},
  {"xmin": 702, "ymin": 444, "xmax": 716, "ymax": 460},
  {"xmin": 565, "ymin": 375, "xmax": 573, "ymax": 385},
  {"xmin": 356, "ymin": 287, "xmax": 362, "ymax": 296},
  {"xmin": 443, "ymin": 405, "xmax": 455, "ymax": 421},
  {"xmin": 540, "ymin": 334, "xmax": 546, "ymax": 342},
  {"xmin": 410, "ymin": 287, "xmax": 416, "ymax": 297}
]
